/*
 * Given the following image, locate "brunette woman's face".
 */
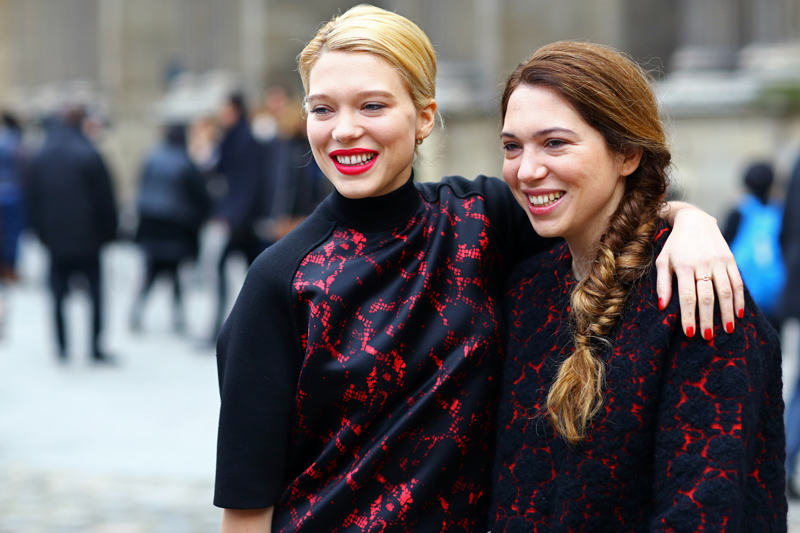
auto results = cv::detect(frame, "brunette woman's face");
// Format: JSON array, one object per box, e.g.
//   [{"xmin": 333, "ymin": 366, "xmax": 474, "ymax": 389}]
[
  {"xmin": 501, "ymin": 85, "xmax": 640, "ymax": 255},
  {"xmin": 306, "ymin": 51, "xmax": 436, "ymax": 199}
]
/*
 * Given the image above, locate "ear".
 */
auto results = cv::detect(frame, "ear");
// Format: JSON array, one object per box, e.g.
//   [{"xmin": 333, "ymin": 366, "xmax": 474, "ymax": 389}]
[
  {"xmin": 619, "ymin": 147, "xmax": 643, "ymax": 177},
  {"xmin": 415, "ymin": 99, "xmax": 437, "ymax": 141}
]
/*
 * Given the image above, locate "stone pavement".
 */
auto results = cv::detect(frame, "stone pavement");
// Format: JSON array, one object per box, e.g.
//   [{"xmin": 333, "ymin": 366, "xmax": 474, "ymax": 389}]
[
  {"xmin": 1, "ymin": 235, "xmax": 800, "ymax": 532},
  {"xmin": 0, "ymin": 237, "xmax": 238, "ymax": 532}
]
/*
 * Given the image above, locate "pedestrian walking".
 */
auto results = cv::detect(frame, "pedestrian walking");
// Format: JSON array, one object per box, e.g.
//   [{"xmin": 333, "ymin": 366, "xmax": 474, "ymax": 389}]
[
  {"xmin": 26, "ymin": 106, "xmax": 118, "ymax": 364},
  {"xmin": 0, "ymin": 111, "xmax": 27, "ymax": 282},
  {"xmin": 780, "ymin": 153, "xmax": 800, "ymax": 498},
  {"xmin": 723, "ymin": 161, "xmax": 786, "ymax": 328},
  {"xmin": 207, "ymin": 93, "xmax": 265, "ymax": 344},
  {"xmin": 130, "ymin": 123, "xmax": 210, "ymax": 334}
]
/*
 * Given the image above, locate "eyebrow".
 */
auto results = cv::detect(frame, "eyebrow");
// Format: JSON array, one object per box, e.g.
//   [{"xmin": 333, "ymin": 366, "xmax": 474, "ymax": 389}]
[
  {"xmin": 307, "ymin": 89, "xmax": 397, "ymax": 102},
  {"xmin": 500, "ymin": 127, "xmax": 576, "ymax": 139}
]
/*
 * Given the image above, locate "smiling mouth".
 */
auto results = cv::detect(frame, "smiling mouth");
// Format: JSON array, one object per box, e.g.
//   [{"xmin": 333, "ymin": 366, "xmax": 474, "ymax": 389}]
[
  {"xmin": 334, "ymin": 153, "xmax": 376, "ymax": 166},
  {"xmin": 528, "ymin": 192, "xmax": 564, "ymax": 207}
]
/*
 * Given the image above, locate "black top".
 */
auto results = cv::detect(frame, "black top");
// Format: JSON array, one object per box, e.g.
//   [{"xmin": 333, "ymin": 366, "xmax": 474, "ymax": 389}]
[
  {"xmin": 491, "ymin": 223, "xmax": 786, "ymax": 532},
  {"xmin": 214, "ymin": 174, "xmax": 551, "ymax": 532}
]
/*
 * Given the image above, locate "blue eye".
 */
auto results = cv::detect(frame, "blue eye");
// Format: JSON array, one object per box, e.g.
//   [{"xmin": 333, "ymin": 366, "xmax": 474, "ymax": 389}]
[
  {"xmin": 364, "ymin": 103, "xmax": 386, "ymax": 111},
  {"xmin": 545, "ymin": 139, "xmax": 566, "ymax": 148},
  {"xmin": 310, "ymin": 106, "xmax": 330, "ymax": 116}
]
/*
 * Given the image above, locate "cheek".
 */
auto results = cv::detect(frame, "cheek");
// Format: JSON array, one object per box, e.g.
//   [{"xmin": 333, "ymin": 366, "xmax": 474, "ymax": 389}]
[
  {"xmin": 502, "ymin": 159, "xmax": 519, "ymax": 186},
  {"xmin": 306, "ymin": 121, "xmax": 328, "ymax": 151}
]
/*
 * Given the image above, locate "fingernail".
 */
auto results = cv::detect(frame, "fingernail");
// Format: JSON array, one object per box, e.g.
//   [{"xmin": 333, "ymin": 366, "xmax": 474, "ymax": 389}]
[
  {"xmin": 704, "ymin": 328, "xmax": 713, "ymax": 340},
  {"xmin": 726, "ymin": 321, "xmax": 734, "ymax": 334},
  {"xmin": 686, "ymin": 326, "xmax": 694, "ymax": 338},
  {"xmin": 658, "ymin": 298, "xmax": 665, "ymax": 311},
  {"xmin": 738, "ymin": 308, "xmax": 744, "ymax": 319}
]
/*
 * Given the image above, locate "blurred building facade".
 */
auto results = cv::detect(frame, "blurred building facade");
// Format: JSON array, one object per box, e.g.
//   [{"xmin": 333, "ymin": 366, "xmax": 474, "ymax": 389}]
[{"xmin": 0, "ymin": 0, "xmax": 798, "ymax": 217}]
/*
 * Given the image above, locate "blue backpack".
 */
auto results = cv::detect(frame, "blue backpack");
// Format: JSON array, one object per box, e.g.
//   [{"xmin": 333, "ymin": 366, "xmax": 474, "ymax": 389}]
[{"xmin": 730, "ymin": 194, "xmax": 787, "ymax": 316}]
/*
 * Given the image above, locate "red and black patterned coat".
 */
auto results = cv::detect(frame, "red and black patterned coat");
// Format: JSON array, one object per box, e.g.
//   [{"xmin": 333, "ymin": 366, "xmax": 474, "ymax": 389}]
[
  {"xmin": 491, "ymin": 224, "xmax": 786, "ymax": 532},
  {"xmin": 215, "ymin": 175, "xmax": 551, "ymax": 532}
]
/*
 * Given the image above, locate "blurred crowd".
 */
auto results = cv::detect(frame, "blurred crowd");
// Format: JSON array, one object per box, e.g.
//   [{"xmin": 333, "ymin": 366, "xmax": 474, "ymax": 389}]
[{"xmin": 0, "ymin": 86, "xmax": 331, "ymax": 356}]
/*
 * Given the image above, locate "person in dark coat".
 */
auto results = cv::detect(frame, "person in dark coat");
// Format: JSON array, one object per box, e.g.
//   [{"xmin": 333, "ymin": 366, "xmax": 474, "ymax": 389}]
[
  {"xmin": 26, "ymin": 106, "xmax": 118, "ymax": 364},
  {"xmin": 255, "ymin": 114, "xmax": 331, "ymax": 245},
  {"xmin": 208, "ymin": 92, "xmax": 265, "ymax": 343},
  {"xmin": 780, "ymin": 154, "xmax": 800, "ymax": 498},
  {"xmin": 130, "ymin": 124, "xmax": 210, "ymax": 333},
  {"xmin": 0, "ymin": 111, "xmax": 27, "ymax": 282}
]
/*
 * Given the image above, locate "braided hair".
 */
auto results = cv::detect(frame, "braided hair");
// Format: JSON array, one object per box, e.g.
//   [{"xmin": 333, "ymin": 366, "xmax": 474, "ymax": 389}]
[{"xmin": 501, "ymin": 41, "xmax": 671, "ymax": 443}]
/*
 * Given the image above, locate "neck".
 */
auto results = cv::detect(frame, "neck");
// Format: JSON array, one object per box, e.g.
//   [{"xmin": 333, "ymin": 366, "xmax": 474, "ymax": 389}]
[
  {"xmin": 569, "ymin": 244, "xmax": 596, "ymax": 281},
  {"xmin": 565, "ymin": 222, "xmax": 607, "ymax": 281}
]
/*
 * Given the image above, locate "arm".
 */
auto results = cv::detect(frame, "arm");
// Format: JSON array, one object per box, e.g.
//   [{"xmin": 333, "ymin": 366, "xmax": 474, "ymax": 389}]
[
  {"xmin": 214, "ymin": 211, "xmax": 331, "ymax": 510},
  {"xmin": 214, "ymin": 251, "xmax": 300, "ymax": 509},
  {"xmin": 221, "ymin": 507, "xmax": 273, "ymax": 533},
  {"xmin": 656, "ymin": 201, "xmax": 744, "ymax": 339},
  {"xmin": 651, "ymin": 312, "xmax": 784, "ymax": 531}
]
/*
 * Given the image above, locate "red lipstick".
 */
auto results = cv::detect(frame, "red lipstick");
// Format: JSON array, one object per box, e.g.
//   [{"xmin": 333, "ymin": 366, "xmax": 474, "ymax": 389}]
[{"xmin": 330, "ymin": 148, "xmax": 378, "ymax": 176}]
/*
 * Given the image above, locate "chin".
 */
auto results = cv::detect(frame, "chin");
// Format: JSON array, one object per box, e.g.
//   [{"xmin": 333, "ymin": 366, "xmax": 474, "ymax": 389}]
[{"xmin": 531, "ymin": 223, "xmax": 562, "ymax": 240}]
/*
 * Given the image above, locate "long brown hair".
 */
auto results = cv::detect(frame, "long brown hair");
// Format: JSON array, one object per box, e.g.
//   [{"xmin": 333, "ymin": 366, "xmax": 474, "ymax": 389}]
[{"xmin": 501, "ymin": 41, "xmax": 671, "ymax": 444}]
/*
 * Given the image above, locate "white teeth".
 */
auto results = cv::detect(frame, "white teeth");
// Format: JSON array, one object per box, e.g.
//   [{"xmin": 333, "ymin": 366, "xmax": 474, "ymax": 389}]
[
  {"xmin": 528, "ymin": 191, "xmax": 563, "ymax": 207},
  {"xmin": 335, "ymin": 153, "xmax": 375, "ymax": 166}
]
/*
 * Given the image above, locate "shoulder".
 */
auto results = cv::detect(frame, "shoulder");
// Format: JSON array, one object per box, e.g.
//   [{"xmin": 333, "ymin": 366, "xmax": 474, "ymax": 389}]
[
  {"xmin": 416, "ymin": 174, "xmax": 511, "ymax": 203},
  {"xmin": 251, "ymin": 208, "xmax": 334, "ymax": 276},
  {"xmin": 504, "ymin": 242, "xmax": 571, "ymax": 315}
]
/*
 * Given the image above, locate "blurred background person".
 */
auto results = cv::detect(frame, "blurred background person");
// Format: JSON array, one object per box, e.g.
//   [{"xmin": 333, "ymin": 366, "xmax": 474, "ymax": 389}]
[
  {"xmin": 129, "ymin": 123, "xmax": 210, "ymax": 334},
  {"xmin": 254, "ymin": 88, "xmax": 331, "ymax": 246},
  {"xmin": 781, "ymin": 154, "xmax": 800, "ymax": 499},
  {"xmin": 251, "ymin": 84, "xmax": 290, "ymax": 144},
  {"xmin": 0, "ymin": 110, "xmax": 27, "ymax": 283},
  {"xmin": 26, "ymin": 105, "xmax": 118, "ymax": 364},
  {"xmin": 722, "ymin": 161, "xmax": 786, "ymax": 329},
  {"xmin": 206, "ymin": 92, "xmax": 265, "ymax": 345},
  {"xmin": 0, "ymin": 212, "xmax": 5, "ymax": 340}
]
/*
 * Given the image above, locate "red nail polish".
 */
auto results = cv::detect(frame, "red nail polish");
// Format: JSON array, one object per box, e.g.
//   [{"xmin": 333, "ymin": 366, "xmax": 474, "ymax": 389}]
[
  {"xmin": 726, "ymin": 321, "xmax": 734, "ymax": 334},
  {"xmin": 738, "ymin": 308, "xmax": 744, "ymax": 319},
  {"xmin": 704, "ymin": 328, "xmax": 713, "ymax": 340},
  {"xmin": 686, "ymin": 326, "xmax": 694, "ymax": 338},
  {"xmin": 658, "ymin": 298, "xmax": 665, "ymax": 311}
]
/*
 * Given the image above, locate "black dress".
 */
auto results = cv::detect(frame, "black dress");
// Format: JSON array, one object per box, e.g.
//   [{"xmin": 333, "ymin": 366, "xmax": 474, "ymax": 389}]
[{"xmin": 214, "ymin": 174, "xmax": 551, "ymax": 532}]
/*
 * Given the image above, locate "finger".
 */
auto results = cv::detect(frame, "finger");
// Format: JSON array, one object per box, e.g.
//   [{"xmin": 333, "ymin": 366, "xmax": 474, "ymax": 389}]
[
  {"xmin": 696, "ymin": 276, "xmax": 716, "ymax": 341},
  {"xmin": 727, "ymin": 262, "xmax": 746, "ymax": 320},
  {"xmin": 712, "ymin": 264, "xmax": 734, "ymax": 334},
  {"xmin": 675, "ymin": 267, "xmax": 697, "ymax": 337},
  {"xmin": 654, "ymin": 253, "xmax": 673, "ymax": 312}
]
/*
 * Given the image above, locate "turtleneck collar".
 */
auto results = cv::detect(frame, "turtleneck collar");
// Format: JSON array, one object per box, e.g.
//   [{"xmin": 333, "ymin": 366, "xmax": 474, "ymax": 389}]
[{"xmin": 322, "ymin": 172, "xmax": 422, "ymax": 232}]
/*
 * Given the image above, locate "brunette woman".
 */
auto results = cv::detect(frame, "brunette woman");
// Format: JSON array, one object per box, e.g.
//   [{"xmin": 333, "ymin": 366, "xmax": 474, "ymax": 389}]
[{"xmin": 491, "ymin": 41, "xmax": 785, "ymax": 531}]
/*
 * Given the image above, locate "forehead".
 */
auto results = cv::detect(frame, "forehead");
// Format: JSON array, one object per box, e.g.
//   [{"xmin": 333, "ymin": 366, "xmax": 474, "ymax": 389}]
[
  {"xmin": 307, "ymin": 51, "xmax": 409, "ymax": 99},
  {"xmin": 504, "ymin": 85, "xmax": 585, "ymax": 130}
]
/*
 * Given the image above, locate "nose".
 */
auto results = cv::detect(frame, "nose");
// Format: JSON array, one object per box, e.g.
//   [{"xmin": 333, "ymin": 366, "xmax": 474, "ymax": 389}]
[
  {"xmin": 331, "ymin": 109, "xmax": 363, "ymax": 143},
  {"xmin": 516, "ymin": 151, "xmax": 547, "ymax": 183}
]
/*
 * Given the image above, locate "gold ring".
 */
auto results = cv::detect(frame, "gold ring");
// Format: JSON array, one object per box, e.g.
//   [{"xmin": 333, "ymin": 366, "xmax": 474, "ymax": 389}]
[{"xmin": 696, "ymin": 274, "xmax": 711, "ymax": 282}]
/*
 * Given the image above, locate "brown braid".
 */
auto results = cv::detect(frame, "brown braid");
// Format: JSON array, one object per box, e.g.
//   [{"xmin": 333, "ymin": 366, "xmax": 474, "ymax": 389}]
[{"xmin": 501, "ymin": 41, "xmax": 671, "ymax": 443}]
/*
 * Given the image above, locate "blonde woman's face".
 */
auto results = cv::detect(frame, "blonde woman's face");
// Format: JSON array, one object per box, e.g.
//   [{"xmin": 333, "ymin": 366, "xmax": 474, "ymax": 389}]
[
  {"xmin": 501, "ymin": 85, "xmax": 640, "ymax": 256},
  {"xmin": 305, "ymin": 51, "xmax": 435, "ymax": 199}
]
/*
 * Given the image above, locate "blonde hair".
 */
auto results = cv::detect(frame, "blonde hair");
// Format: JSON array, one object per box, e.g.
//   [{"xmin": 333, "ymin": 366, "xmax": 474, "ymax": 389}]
[
  {"xmin": 297, "ymin": 4, "xmax": 436, "ymax": 114},
  {"xmin": 502, "ymin": 41, "xmax": 670, "ymax": 444}
]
